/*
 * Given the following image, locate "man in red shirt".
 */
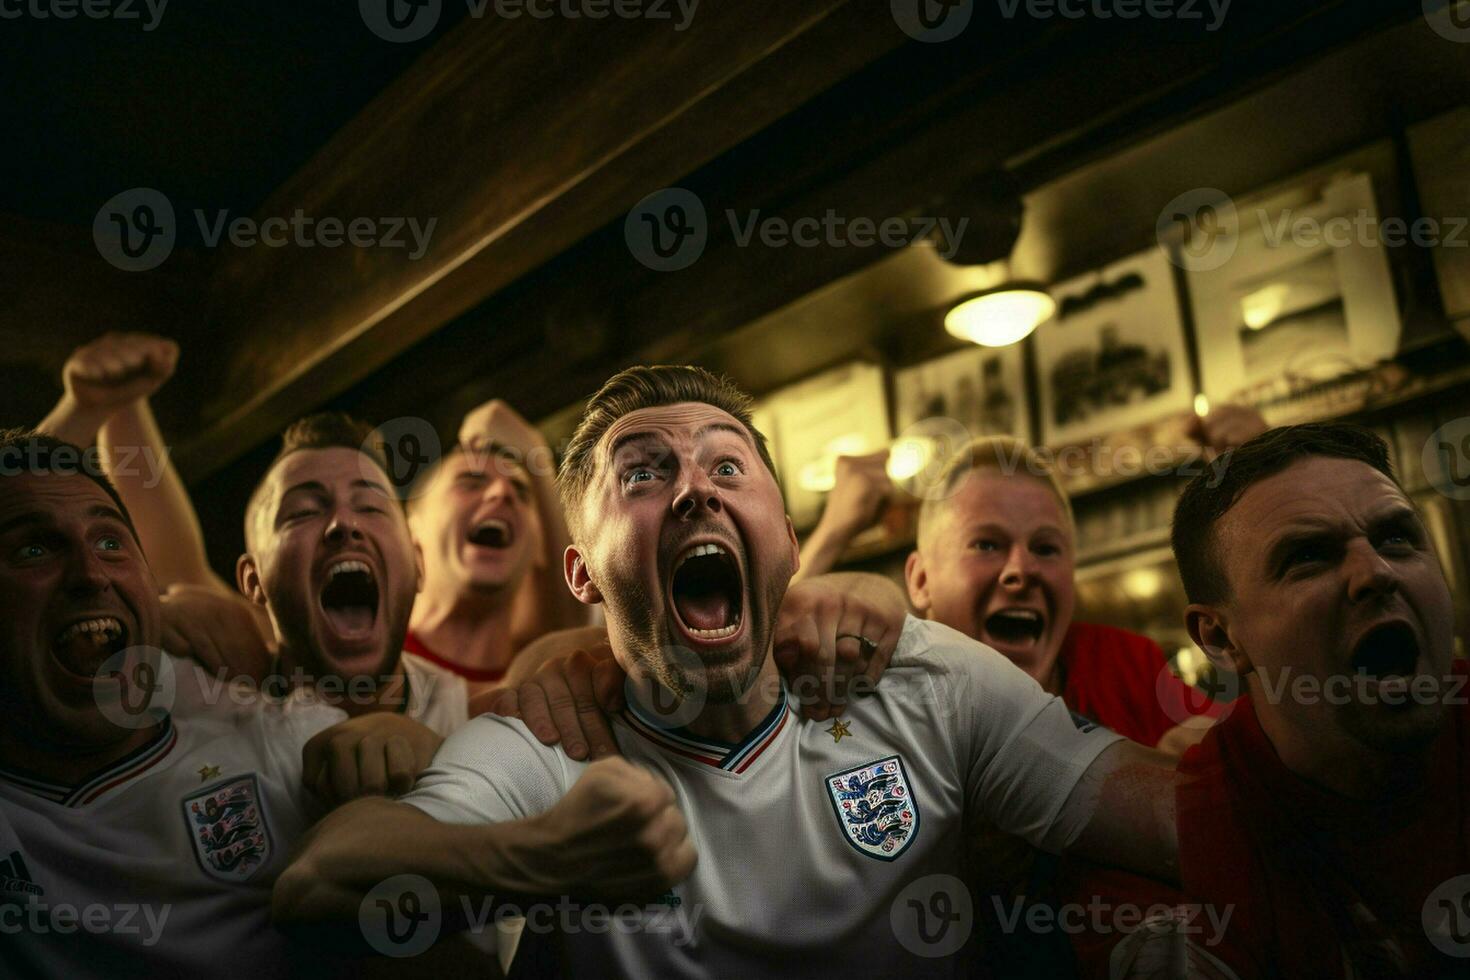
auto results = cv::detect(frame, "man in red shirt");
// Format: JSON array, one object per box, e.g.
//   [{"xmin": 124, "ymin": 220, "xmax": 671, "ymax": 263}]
[{"xmin": 1064, "ymin": 423, "xmax": 1468, "ymax": 980}]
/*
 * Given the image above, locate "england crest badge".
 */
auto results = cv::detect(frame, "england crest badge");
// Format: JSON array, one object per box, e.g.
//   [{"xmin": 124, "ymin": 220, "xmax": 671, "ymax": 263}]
[
  {"xmin": 183, "ymin": 774, "xmax": 272, "ymax": 883},
  {"xmin": 825, "ymin": 755, "xmax": 919, "ymax": 861}
]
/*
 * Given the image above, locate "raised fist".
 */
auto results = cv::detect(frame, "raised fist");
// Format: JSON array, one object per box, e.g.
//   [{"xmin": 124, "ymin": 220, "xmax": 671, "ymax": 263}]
[
  {"xmin": 820, "ymin": 452, "xmax": 893, "ymax": 538},
  {"xmin": 525, "ymin": 757, "xmax": 697, "ymax": 901},
  {"xmin": 62, "ymin": 332, "xmax": 179, "ymax": 415}
]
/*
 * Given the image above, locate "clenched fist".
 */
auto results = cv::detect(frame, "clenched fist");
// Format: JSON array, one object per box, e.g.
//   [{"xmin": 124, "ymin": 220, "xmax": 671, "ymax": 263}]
[
  {"xmin": 61, "ymin": 332, "xmax": 180, "ymax": 416},
  {"xmin": 522, "ymin": 757, "xmax": 697, "ymax": 901}
]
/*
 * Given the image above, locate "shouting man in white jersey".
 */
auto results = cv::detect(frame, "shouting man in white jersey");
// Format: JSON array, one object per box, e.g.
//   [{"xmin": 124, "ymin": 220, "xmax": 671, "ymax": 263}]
[
  {"xmin": 273, "ymin": 366, "xmax": 1181, "ymax": 977},
  {"xmin": 238, "ymin": 412, "xmax": 470, "ymax": 735},
  {"xmin": 0, "ymin": 430, "xmax": 441, "ymax": 978}
]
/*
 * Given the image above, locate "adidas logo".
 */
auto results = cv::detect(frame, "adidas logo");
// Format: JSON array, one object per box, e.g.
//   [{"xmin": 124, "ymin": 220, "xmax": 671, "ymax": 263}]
[{"xmin": 0, "ymin": 850, "xmax": 43, "ymax": 899}]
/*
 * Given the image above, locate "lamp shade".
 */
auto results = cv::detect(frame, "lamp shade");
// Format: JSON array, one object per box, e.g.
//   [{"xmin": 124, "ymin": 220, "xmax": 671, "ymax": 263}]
[{"xmin": 943, "ymin": 284, "xmax": 1055, "ymax": 347}]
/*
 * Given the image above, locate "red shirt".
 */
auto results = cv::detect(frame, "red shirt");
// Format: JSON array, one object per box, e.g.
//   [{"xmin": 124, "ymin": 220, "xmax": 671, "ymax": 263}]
[
  {"xmin": 403, "ymin": 630, "xmax": 506, "ymax": 685},
  {"xmin": 1060, "ymin": 621, "xmax": 1221, "ymax": 747}
]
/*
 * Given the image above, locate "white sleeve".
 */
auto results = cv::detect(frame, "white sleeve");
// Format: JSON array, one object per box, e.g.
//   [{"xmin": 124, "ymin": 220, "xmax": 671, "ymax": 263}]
[
  {"xmin": 918, "ymin": 620, "xmax": 1124, "ymax": 851},
  {"xmin": 400, "ymin": 715, "xmax": 575, "ymax": 825}
]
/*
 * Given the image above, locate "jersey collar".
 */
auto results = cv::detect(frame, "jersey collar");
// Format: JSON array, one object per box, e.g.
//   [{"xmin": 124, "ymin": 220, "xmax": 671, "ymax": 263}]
[
  {"xmin": 0, "ymin": 716, "xmax": 178, "ymax": 808},
  {"xmin": 623, "ymin": 685, "xmax": 792, "ymax": 774}
]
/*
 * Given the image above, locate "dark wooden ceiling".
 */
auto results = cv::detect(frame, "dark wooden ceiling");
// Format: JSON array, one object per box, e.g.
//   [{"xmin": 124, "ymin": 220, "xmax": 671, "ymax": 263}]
[{"xmin": 0, "ymin": 0, "xmax": 1450, "ymax": 574}]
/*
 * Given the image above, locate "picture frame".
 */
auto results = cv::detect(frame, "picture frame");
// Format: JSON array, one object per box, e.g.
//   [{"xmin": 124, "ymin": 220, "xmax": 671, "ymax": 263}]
[
  {"xmin": 1032, "ymin": 247, "xmax": 1195, "ymax": 446},
  {"xmin": 892, "ymin": 343, "xmax": 1031, "ymax": 446}
]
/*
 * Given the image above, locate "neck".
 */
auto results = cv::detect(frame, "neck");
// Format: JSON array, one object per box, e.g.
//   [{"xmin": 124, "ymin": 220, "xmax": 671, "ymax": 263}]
[
  {"xmin": 1028, "ymin": 650, "xmax": 1065, "ymax": 696},
  {"xmin": 1252, "ymin": 685, "xmax": 1430, "ymax": 801},
  {"xmin": 681, "ymin": 655, "xmax": 783, "ymax": 744},
  {"xmin": 0, "ymin": 722, "xmax": 161, "ymax": 787},
  {"xmin": 409, "ymin": 584, "xmax": 516, "ymax": 672}
]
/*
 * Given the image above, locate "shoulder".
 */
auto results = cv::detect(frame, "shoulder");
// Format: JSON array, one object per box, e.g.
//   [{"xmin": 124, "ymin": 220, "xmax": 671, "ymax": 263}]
[{"xmin": 404, "ymin": 713, "xmax": 581, "ymax": 823}]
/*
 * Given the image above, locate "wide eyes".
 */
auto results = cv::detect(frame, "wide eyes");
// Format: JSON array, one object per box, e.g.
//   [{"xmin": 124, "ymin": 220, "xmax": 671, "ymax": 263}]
[{"xmin": 714, "ymin": 460, "xmax": 740, "ymax": 478}]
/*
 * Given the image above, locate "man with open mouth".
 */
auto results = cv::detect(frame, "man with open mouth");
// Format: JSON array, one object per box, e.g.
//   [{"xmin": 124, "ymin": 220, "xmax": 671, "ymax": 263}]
[
  {"xmin": 274, "ymin": 365, "xmax": 1185, "ymax": 977},
  {"xmin": 0, "ymin": 429, "xmax": 442, "ymax": 978},
  {"xmin": 238, "ymin": 413, "xmax": 470, "ymax": 735},
  {"xmin": 1074, "ymin": 423, "xmax": 1468, "ymax": 979}
]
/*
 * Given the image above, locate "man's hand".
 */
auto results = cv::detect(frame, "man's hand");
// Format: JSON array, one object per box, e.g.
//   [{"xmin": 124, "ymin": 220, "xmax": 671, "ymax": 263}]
[
  {"xmin": 303, "ymin": 713, "xmax": 445, "ymax": 806},
  {"xmin": 478, "ymin": 638, "xmax": 623, "ymax": 762},
  {"xmin": 61, "ymin": 332, "xmax": 179, "ymax": 417},
  {"xmin": 1185, "ymin": 404, "xmax": 1268, "ymax": 461},
  {"xmin": 774, "ymin": 572, "xmax": 907, "ymax": 721},
  {"xmin": 523, "ymin": 757, "xmax": 696, "ymax": 901},
  {"xmin": 459, "ymin": 398, "xmax": 549, "ymax": 459},
  {"xmin": 160, "ymin": 584, "xmax": 276, "ymax": 682}
]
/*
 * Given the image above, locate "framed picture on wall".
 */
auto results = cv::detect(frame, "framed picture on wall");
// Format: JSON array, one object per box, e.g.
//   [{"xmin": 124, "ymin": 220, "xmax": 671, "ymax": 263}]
[
  {"xmin": 1033, "ymin": 247, "xmax": 1195, "ymax": 446},
  {"xmin": 1186, "ymin": 170, "xmax": 1402, "ymax": 407},
  {"xmin": 755, "ymin": 361, "xmax": 890, "ymax": 530},
  {"xmin": 893, "ymin": 343, "xmax": 1030, "ymax": 445}
]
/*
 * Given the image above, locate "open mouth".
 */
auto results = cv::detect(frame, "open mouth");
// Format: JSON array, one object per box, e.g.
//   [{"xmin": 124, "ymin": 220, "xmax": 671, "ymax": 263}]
[
  {"xmin": 983, "ymin": 608, "xmax": 1046, "ymax": 649},
  {"xmin": 319, "ymin": 560, "xmax": 379, "ymax": 637},
  {"xmin": 51, "ymin": 616, "xmax": 129, "ymax": 678},
  {"xmin": 669, "ymin": 542, "xmax": 744, "ymax": 643},
  {"xmin": 468, "ymin": 518, "xmax": 514, "ymax": 550},
  {"xmin": 1350, "ymin": 621, "xmax": 1420, "ymax": 679}
]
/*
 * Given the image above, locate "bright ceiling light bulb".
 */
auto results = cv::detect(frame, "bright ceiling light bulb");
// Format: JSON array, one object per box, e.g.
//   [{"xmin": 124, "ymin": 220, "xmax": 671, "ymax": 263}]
[{"xmin": 944, "ymin": 285, "xmax": 1056, "ymax": 347}]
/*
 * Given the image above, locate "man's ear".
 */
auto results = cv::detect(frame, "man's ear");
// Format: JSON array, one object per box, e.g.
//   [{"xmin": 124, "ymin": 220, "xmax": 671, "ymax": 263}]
[
  {"xmin": 564, "ymin": 545, "xmax": 602, "ymax": 605},
  {"xmin": 904, "ymin": 549, "xmax": 930, "ymax": 615},
  {"xmin": 236, "ymin": 554, "xmax": 267, "ymax": 607},
  {"xmin": 1184, "ymin": 603, "xmax": 1251, "ymax": 675}
]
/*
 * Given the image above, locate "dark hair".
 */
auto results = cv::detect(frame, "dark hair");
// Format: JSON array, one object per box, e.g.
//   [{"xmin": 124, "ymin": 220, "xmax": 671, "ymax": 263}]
[
  {"xmin": 0, "ymin": 428, "xmax": 139, "ymax": 541},
  {"xmin": 244, "ymin": 412, "xmax": 392, "ymax": 542},
  {"xmin": 557, "ymin": 365, "xmax": 778, "ymax": 534},
  {"xmin": 1171, "ymin": 422, "xmax": 1398, "ymax": 605}
]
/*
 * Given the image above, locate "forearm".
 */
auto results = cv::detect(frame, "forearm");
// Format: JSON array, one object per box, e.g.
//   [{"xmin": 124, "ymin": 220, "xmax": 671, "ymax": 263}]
[
  {"xmin": 36, "ymin": 394, "xmax": 110, "ymax": 448},
  {"xmin": 274, "ymin": 797, "xmax": 554, "ymax": 933},
  {"xmin": 502, "ymin": 625, "xmax": 609, "ymax": 688},
  {"xmin": 795, "ymin": 521, "xmax": 859, "ymax": 582},
  {"xmin": 1059, "ymin": 740, "xmax": 1180, "ymax": 885},
  {"xmin": 100, "ymin": 399, "xmax": 222, "ymax": 591}
]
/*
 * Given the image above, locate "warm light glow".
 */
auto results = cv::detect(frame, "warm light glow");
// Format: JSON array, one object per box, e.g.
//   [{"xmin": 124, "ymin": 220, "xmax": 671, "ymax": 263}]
[
  {"xmin": 886, "ymin": 437, "xmax": 934, "ymax": 481},
  {"xmin": 1193, "ymin": 394, "xmax": 1211, "ymax": 418},
  {"xmin": 1122, "ymin": 567, "xmax": 1164, "ymax": 601},
  {"xmin": 1240, "ymin": 283, "xmax": 1290, "ymax": 331},
  {"xmin": 798, "ymin": 434, "xmax": 871, "ymax": 492},
  {"xmin": 944, "ymin": 287, "xmax": 1056, "ymax": 347}
]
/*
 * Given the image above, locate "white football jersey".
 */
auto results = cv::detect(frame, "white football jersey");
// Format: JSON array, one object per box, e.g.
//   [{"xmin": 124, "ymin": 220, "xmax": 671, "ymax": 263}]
[
  {"xmin": 0, "ymin": 663, "xmax": 342, "ymax": 979},
  {"xmin": 401, "ymin": 651, "xmax": 471, "ymax": 736},
  {"xmin": 402, "ymin": 616, "xmax": 1124, "ymax": 978}
]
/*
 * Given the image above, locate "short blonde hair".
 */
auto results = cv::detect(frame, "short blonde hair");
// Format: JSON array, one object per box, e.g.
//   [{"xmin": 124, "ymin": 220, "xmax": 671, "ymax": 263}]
[{"xmin": 915, "ymin": 436, "xmax": 1074, "ymax": 546}]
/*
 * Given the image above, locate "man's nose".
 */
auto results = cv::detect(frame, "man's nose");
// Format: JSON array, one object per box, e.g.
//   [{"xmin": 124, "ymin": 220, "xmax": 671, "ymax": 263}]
[
  {"xmin": 1344, "ymin": 540, "xmax": 1399, "ymax": 604},
  {"xmin": 324, "ymin": 509, "xmax": 366, "ymax": 543},
  {"xmin": 998, "ymin": 545, "xmax": 1036, "ymax": 589},
  {"xmin": 63, "ymin": 545, "xmax": 113, "ymax": 596},
  {"xmin": 672, "ymin": 469, "xmax": 722, "ymax": 519}
]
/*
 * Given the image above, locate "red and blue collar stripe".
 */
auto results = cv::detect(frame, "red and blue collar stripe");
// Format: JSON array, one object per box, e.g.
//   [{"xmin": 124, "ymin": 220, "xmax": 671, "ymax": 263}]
[
  {"xmin": 0, "ymin": 716, "xmax": 177, "ymax": 808},
  {"xmin": 623, "ymin": 686, "xmax": 791, "ymax": 774}
]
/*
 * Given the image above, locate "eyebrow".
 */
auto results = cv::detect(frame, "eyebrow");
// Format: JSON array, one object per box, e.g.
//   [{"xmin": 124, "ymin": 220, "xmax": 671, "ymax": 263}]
[
  {"xmin": 0, "ymin": 505, "xmax": 132, "ymax": 538},
  {"xmin": 1262, "ymin": 506, "xmax": 1422, "ymax": 567},
  {"xmin": 278, "ymin": 478, "xmax": 391, "ymax": 502},
  {"xmin": 608, "ymin": 423, "xmax": 752, "ymax": 462}
]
